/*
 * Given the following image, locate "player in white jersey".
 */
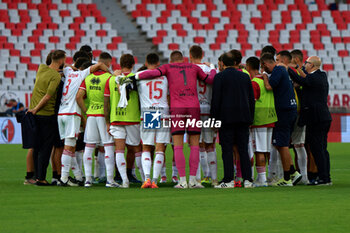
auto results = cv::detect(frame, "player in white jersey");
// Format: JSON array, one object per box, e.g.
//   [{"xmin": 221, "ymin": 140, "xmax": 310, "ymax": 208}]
[
  {"xmin": 189, "ymin": 45, "xmax": 218, "ymax": 186},
  {"xmin": 136, "ymin": 53, "xmax": 171, "ymax": 188},
  {"xmin": 57, "ymin": 57, "xmax": 109, "ymax": 186},
  {"xmin": 76, "ymin": 52, "xmax": 116, "ymax": 188}
]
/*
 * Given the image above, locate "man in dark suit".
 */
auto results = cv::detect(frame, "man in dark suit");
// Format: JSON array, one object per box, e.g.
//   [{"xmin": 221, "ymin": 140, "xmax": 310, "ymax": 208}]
[
  {"xmin": 288, "ymin": 56, "xmax": 332, "ymax": 185},
  {"xmin": 210, "ymin": 52, "xmax": 255, "ymax": 188}
]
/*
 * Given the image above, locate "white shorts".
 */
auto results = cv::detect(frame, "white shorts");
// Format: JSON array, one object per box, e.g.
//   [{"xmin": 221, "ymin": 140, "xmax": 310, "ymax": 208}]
[
  {"xmin": 291, "ymin": 118, "xmax": 306, "ymax": 145},
  {"xmin": 199, "ymin": 115, "xmax": 216, "ymax": 144},
  {"xmin": 84, "ymin": 116, "xmax": 113, "ymax": 145},
  {"xmin": 109, "ymin": 124, "xmax": 141, "ymax": 146},
  {"xmin": 58, "ymin": 115, "xmax": 81, "ymax": 140},
  {"xmin": 140, "ymin": 121, "xmax": 171, "ymax": 145},
  {"xmin": 251, "ymin": 127, "xmax": 273, "ymax": 153}
]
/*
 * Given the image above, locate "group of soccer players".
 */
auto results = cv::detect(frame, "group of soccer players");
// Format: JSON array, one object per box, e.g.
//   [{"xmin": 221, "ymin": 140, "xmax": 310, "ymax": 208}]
[{"xmin": 31, "ymin": 43, "xmax": 324, "ymax": 189}]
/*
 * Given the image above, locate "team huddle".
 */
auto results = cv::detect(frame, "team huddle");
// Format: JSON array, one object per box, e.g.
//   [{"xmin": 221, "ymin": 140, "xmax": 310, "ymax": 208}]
[{"xmin": 27, "ymin": 43, "xmax": 332, "ymax": 189}]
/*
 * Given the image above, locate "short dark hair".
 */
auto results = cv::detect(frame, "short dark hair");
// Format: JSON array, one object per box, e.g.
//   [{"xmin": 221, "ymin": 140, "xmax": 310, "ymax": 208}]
[
  {"xmin": 9, "ymin": 99, "xmax": 17, "ymax": 103},
  {"xmin": 99, "ymin": 52, "xmax": 112, "ymax": 60},
  {"xmin": 80, "ymin": 45, "xmax": 92, "ymax": 54},
  {"xmin": 120, "ymin": 54, "xmax": 135, "ymax": 69},
  {"xmin": 146, "ymin": 53, "xmax": 160, "ymax": 65},
  {"xmin": 277, "ymin": 50, "xmax": 292, "ymax": 62},
  {"xmin": 228, "ymin": 49, "xmax": 242, "ymax": 66},
  {"xmin": 260, "ymin": 53, "xmax": 275, "ymax": 64},
  {"xmin": 51, "ymin": 50, "xmax": 66, "ymax": 62},
  {"xmin": 73, "ymin": 51, "xmax": 90, "ymax": 63},
  {"xmin": 74, "ymin": 57, "xmax": 90, "ymax": 69},
  {"xmin": 81, "ymin": 61, "xmax": 93, "ymax": 70},
  {"xmin": 46, "ymin": 51, "xmax": 54, "ymax": 65},
  {"xmin": 170, "ymin": 50, "xmax": 183, "ymax": 62},
  {"xmin": 218, "ymin": 53, "xmax": 225, "ymax": 62},
  {"xmin": 291, "ymin": 49, "xmax": 303, "ymax": 61},
  {"xmin": 222, "ymin": 52, "xmax": 235, "ymax": 67},
  {"xmin": 261, "ymin": 45, "xmax": 277, "ymax": 56},
  {"xmin": 189, "ymin": 45, "xmax": 203, "ymax": 59},
  {"xmin": 246, "ymin": 57, "xmax": 260, "ymax": 71}
]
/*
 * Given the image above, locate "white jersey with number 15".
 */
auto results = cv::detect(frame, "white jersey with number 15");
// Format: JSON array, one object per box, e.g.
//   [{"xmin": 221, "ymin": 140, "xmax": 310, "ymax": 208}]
[{"xmin": 137, "ymin": 75, "xmax": 169, "ymax": 116}]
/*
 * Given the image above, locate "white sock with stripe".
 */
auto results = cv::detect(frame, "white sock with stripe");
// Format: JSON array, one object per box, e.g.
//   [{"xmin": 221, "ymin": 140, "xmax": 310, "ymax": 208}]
[
  {"xmin": 135, "ymin": 152, "xmax": 144, "ymax": 181},
  {"xmin": 61, "ymin": 149, "xmax": 72, "ymax": 183},
  {"xmin": 141, "ymin": 151, "xmax": 152, "ymax": 180},
  {"xmin": 83, "ymin": 144, "xmax": 95, "ymax": 182},
  {"xmin": 104, "ymin": 144, "xmax": 115, "ymax": 183},
  {"xmin": 115, "ymin": 151, "xmax": 128, "ymax": 184},
  {"xmin": 153, "ymin": 152, "xmax": 164, "ymax": 183}
]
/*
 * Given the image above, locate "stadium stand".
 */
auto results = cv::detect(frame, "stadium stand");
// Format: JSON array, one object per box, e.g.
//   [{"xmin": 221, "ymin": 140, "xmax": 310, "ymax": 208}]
[
  {"xmin": 0, "ymin": 0, "xmax": 132, "ymax": 91},
  {"xmin": 120, "ymin": 0, "xmax": 350, "ymax": 90},
  {"xmin": 0, "ymin": 0, "xmax": 349, "ymax": 92}
]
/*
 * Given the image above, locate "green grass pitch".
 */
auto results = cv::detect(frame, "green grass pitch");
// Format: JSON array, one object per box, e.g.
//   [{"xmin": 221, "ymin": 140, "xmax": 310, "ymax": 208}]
[{"xmin": 0, "ymin": 143, "xmax": 350, "ymax": 233}]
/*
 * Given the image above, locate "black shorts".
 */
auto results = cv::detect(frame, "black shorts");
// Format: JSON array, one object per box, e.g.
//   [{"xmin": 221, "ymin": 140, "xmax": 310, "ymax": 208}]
[
  {"xmin": 53, "ymin": 116, "xmax": 64, "ymax": 148},
  {"xmin": 272, "ymin": 109, "xmax": 297, "ymax": 147},
  {"xmin": 76, "ymin": 132, "xmax": 85, "ymax": 151}
]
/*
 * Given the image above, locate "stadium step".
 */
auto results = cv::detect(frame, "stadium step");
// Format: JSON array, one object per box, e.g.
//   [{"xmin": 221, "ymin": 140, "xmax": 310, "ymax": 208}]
[{"xmin": 93, "ymin": 0, "xmax": 167, "ymax": 64}]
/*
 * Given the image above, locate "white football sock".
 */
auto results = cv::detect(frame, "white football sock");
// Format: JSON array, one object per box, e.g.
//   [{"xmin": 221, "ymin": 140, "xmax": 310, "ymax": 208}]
[
  {"xmin": 141, "ymin": 151, "xmax": 152, "ymax": 179},
  {"xmin": 268, "ymin": 147, "xmax": 277, "ymax": 179},
  {"xmin": 200, "ymin": 149, "xmax": 210, "ymax": 177},
  {"xmin": 196, "ymin": 162, "xmax": 201, "ymax": 181},
  {"xmin": 276, "ymin": 151, "xmax": 284, "ymax": 179},
  {"xmin": 179, "ymin": 176, "xmax": 187, "ymax": 184},
  {"xmin": 152, "ymin": 152, "xmax": 164, "ymax": 183},
  {"xmin": 93, "ymin": 154, "xmax": 99, "ymax": 179},
  {"xmin": 207, "ymin": 150, "xmax": 217, "ymax": 181},
  {"xmin": 256, "ymin": 166, "xmax": 266, "ymax": 183},
  {"xmin": 75, "ymin": 151, "xmax": 84, "ymax": 174},
  {"xmin": 61, "ymin": 150, "xmax": 72, "ymax": 183},
  {"xmin": 98, "ymin": 150, "xmax": 106, "ymax": 178},
  {"xmin": 161, "ymin": 165, "xmax": 166, "ymax": 177},
  {"xmin": 115, "ymin": 151, "xmax": 128, "ymax": 183},
  {"xmin": 135, "ymin": 152, "xmax": 144, "ymax": 181},
  {"xmin": 71, "ymin": 156, "xmax": 83, "ymax": 181},
  {"xmin": 172, "ymin": 161, "xmax": 178, "ymax": 177},
  {"xmin": 295, "ymin": 146, "xmax": 308, "ymax": 178},
  {"xmin": 104, "ymin": 145, "xmax": 115, "ymax": 183},
  {"xmin": 189, "ymin": 175, "xmax": 197, "ymax": 184},
  {"xmin": 83, "ymin": 145, "xmax": 95, "ymax": 182}
]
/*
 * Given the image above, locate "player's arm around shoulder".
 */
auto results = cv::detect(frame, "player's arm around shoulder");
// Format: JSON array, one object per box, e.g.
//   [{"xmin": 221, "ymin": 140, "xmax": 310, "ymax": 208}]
[
  {"xmin": 135, "ymin": 64, "xmax": 166, "ymax": 80},
  {"xmin": 262, "ymin": 72, "xmax": 273, "ymax": 91},
  {"xmin": 90, "ymin": 62, "xmax": 110, "ymax": 74}
]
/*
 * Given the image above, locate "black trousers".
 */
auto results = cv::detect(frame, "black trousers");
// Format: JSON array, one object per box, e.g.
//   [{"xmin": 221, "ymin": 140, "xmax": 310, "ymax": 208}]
[
  {"xmin": 306, "ymin": 121, "xmax": 331, "ymax": 182},
  {"xmin": 219, "ymin": 123, "xmax": 252, "ymax": 182},
  {"xmin": 33, "ymin": 115, "xmax": 57, "ymax": 181}
]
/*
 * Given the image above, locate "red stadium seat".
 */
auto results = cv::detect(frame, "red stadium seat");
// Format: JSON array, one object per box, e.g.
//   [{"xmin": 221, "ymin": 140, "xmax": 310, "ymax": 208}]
[
  {"xmin": 96, "ymin": 30, "xmax": 107, "ymax": 37},
  {"xmin": 49, "ymin": 36, "xmax": 60, "ymax": 43},
  {"xmin": 30, "ymin": 50, "xmax": 41, "ymax": 57},
  {"xmin": 4, "ymin": 71, "xmax": 16, "ymax": 79},
  {"xmin": 323, "ymin": 64, "xmax": 334, "ymax": 71},
  {"xmin": 10, "ymin": 49, "xmax": 20, "ymax": 56},
  {"xmin": 107, "ymin": 43, "xmax": 117, "ymax": 50},
  {"xmin": 28, "ymin": 64, "xmax": 39, "ymax": 71},
  {"xmin": 338, "ymin": 50, "xmax": 349, "ymax": 57},
  {"xmin": 168, "ymin": 43, "xmax": 179, "ymax": 50},
  {"xmin": 66, "ymin": 43, "xmax": 76, "ymax": 50},
  {"xmin": 93, "ymin": 50, "xmax": 102, "ymax": 58},
  {"xmin": 20, "ymin": 57, "xmax": 31, "ymax": 64}
]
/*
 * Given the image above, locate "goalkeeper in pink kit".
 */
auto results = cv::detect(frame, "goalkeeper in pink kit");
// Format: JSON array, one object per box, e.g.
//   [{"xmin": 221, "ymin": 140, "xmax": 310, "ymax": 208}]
[{"xmin": 135, "ymin": 51, "xmax": 217, "ymax": 188}]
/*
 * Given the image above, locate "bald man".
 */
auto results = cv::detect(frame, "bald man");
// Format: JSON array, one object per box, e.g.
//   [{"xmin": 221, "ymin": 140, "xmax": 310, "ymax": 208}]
[{"xmin": 288, "ymin": 56, "xmax": 332, "ymax": 186}]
